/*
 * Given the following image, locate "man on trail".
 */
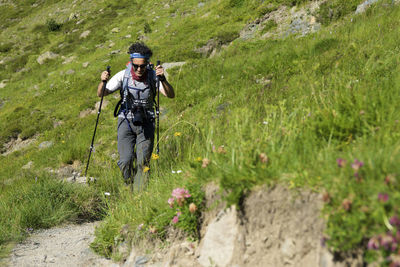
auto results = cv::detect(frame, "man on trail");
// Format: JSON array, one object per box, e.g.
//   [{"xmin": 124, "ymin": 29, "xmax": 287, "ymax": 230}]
[{"xmin": 97, "ymin": 42, "xmax": 175, "ymax": 191}]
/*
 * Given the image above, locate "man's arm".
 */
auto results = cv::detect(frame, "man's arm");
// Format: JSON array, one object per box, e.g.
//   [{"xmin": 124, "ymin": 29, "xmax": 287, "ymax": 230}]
[
  {"xmin": 97, "ymin": 71, "xmax": 111, "ymax": 97},
  {"xmin": 155, "ymin": 65, "xmax": 175, "ymax": 98}
]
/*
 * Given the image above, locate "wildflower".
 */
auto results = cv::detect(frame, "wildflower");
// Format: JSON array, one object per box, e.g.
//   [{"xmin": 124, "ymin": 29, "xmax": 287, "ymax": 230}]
[
  {"xmin": 378, "ymin": 193, "xmax": 389, "ymax": 203},
  {"xmin": 104, "ymin": 192, "xmax": 111, "ymax": 196},
  {"xmin": 336, "ymin": 158, "xmax": 346, "ymax": 168},
  {"xmin": 381, "ymin": 233, "xmax": 395, "ymax": 250},
  {"xmin": 217, "ymin": 146, "xmax": 226, "ymax": 154},
  {"xmin": 151, "ymin": 153, "xmax": 159, "ymax": 160},
  {"xmin": 149, "ymin": 226, "xmax": 157, "ymax": 233},
  {"xmin": 367, "ymin": 236, "xmax": 380, "ymax": 250},
  {"xmin": 61, "ymin": 140, "xmax": 65, "ymax": 144},
  {"xmin": 351, "ymin": 159, "xmax": 364, "ymax": 171},
  {"xmin": 189, "ymin": 203, "xmax": 197, "ymax": 213},
  {"xmin": 168, "ymin": 197, "xmax": 175, "ymax": 208},
  {"xmin": 177, "ymin": 170, "xmax": 182, "ymax": 174},
  {"xmin": 174, "ymin": 132, "xmax": 182, "ymax": 137},
  {"xmin": 389, "ymin": 216, "xmax": 400, "ymax": 228},
  {"xmin": 385, "ymin": 174, "xmax": 396, "ymax": 185},
  {"xmin": 202, "ymin": 158, "xmax": 210, "ymax": 168},
  {"xmin": 342, "ymin": 198, "xmax": 352, "ymax": 211},
  {"xmin": 143, "ymin": 166, "xmax": 150, "ymax": 173},
  {"xmin": 196, "ymin": 157, "xmax": 202, "ymax": 162},
  {"xmin": 359, "ymin": 110, "xmax": 365, "ymax": 115},
  {"xmin": 172, "ymin": 216, "xmax": 179, "ymax": 224},
  {"xmin": 137, "ymin": 223, "xmax": 144, "ymax": 230},
  {"xmin": 171, "ymin": 188, "xmax": 191, "ymax": 206},
  {"xmin": 259, "ymin": 153, "xmax": 268, "ymax": 163}
]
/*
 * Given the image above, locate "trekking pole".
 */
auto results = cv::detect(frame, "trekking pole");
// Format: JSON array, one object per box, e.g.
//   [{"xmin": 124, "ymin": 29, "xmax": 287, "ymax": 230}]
[
  {"xmin": 84, "ymin": 66, "xmax": 111, "ymax": 179},
  {"xmin": 156, "ymin": 60, "xmax": 161, "ymax": 155}
]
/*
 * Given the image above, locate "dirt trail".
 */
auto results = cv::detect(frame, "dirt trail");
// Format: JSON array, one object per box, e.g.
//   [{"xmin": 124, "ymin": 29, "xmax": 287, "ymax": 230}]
[{"xmin": 6, "ymin": 222, "xmax": 114, "ymax": 267}]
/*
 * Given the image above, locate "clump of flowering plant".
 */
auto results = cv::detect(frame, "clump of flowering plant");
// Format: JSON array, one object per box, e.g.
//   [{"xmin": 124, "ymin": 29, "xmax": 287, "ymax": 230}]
[
  {"xmin": 367, "ymin": 214, "xmax": 400, "ymax": 266},
  {"xmin": 167, "ymin": 188, "xmax": 192, "ymax": 224}
]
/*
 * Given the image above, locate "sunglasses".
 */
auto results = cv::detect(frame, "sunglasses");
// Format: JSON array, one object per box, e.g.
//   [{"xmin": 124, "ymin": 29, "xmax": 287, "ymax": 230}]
[{"xmin": 132, "ymin": 63, "xmax": 147, "ymax": 70}]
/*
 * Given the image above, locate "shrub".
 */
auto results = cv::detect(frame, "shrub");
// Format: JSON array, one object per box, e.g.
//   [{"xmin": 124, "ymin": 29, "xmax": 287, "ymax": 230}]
[
  {"xmin": 46, "ymin": 18, "xmax": 62, "ymax": 32},
  {"xmin": 318, "ymin": 0, "xmax": 362, "ymax": 25}
]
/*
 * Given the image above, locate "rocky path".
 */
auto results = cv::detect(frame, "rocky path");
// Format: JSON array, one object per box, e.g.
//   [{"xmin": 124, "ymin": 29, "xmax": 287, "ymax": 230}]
[{"xmin": 6, "ymin": 222, "xmax": 114, "ymax": 267}]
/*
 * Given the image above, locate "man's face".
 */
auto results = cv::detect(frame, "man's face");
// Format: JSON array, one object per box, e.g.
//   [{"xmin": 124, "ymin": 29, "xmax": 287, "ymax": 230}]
[{"xmin": 132, "ymin": 58, "xmax": 148, "ymax": 77}]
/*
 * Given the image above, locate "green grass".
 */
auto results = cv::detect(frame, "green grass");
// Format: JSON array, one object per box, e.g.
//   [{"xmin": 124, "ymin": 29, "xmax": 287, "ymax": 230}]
[{"xmin": 1, "ymin": 0, "xmax": 400, "ymax": 264}]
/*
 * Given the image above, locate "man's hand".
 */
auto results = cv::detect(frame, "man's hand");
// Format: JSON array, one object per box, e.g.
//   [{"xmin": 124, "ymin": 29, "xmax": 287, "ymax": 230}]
[
  {"xmin": 155, "ymin": 65, "xmax": 166, "ymax": 80},
  {"xmin": 101, "ymin": 71, "xmax": 110, "ymax": 82}
]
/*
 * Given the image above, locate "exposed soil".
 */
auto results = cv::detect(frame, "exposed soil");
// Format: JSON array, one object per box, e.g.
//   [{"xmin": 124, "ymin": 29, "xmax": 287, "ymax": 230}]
[{"xmin": 5, "ymin": 222, "xmax": 113, "ymax": 267}]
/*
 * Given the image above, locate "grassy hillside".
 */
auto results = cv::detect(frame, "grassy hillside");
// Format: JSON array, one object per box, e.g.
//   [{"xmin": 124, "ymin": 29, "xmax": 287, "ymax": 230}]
[{"xmin": 1, "ymin": 0, "xmax": 400, "ymax": 264}]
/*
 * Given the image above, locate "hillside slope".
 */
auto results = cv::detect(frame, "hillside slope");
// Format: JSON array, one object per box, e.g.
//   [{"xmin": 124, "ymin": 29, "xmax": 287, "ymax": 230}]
[{"xmin": 1, "ymin": 0, "xmax": 400, "ymax": 265}]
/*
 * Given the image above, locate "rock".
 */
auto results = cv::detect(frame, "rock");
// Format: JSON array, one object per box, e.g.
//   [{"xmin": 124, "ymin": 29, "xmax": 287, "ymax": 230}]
[
  {"xmin": 22, "ymin": 161, "xmax": 33, "ymax": 170},
  {"xmin": 198, "ymin": 2, "xmax": 205, "ymax": 7},
  {"xmin": 65, "ymin": 69, "xmax": 75, "ymax": 75},
  {"xmin": 39, "ymin": 141, "xmax": 53, "ymax": 150},
  {"xmin": 355, "ymin": 0, "xmax": 379, "ymax": 14},
  {"xmin": 69, "ymin": 13, "xmax": 79, "ymax": 20},
  {"xmin": 162, "ymin": 62, "xmax": 186, "ymax": 78},
  {"xmin": 111, "ymin": 27, "xmax": 120, "ymax": 33},
  {"xmin": 79, "ymin": 108, "xmax": 95, "ymax": 118},
  {"xmin": 110, "ymin": 50, "xmax": 121, "ymax": 55},
  {"xmin": 62, "ymin": 56, "xmax": 76, "ymax": 64},
  {"xmin": 108, "ymin": 42, "xmax": 115, "ymax": 48},
  {"xmin": 37, "ymin": 51, "xmax": 58, "ymax": 65},
  {"xmin": 95, "ymin": 99, "xmax": 109, "ymax": 110},
  {"xmin": 53, "ymin": 120, "xmax": 63, "ymax": 128},
  {"xmin": 80, "ymin": 30, "xmax": 90, "ymax": 39},
  {"xmin": 0, "ymin": 79, "xmax": 9, "ymax": 89},
  {"xmin": 76, "ymin": 19, "xmax": 84, "ymax": 25},
  {"xmin": 135, "ymin": 255, "xmax": 149, "ymax": 265},
  {"xmin": 82, "ymin": 62, "xmax": 89, "ymax": 68},
  {"xmin": 281, "ymin": 238, "xmax": 296, "ymax": 260},
  {"xmin": 194, "ymin": 39, "xmax": 221, "ymax": 57},
  {"xmin": 197, "ymin": 206, "xmax": 239, "ymax": 267}
]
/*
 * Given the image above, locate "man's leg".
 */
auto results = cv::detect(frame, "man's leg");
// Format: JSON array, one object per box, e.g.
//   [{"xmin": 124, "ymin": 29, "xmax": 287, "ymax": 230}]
[
  {"xmin": 117, "ymin": 118, "xmax": 136, "ymax": 184},
  {"xmin": 133, "ymin": 121, "xmax": 154, "ymax": 192}
]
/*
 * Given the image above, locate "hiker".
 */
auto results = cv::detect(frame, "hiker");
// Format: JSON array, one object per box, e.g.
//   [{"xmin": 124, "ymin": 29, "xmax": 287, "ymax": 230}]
[{"xmin": 97, "ymin": 42, "xmax": 175, "ymax": 191}]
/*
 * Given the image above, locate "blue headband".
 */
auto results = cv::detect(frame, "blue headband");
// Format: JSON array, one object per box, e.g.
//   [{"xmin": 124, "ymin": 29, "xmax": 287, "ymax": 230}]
[{"xmin": 130, "ymin": 53, "xmax": 149, "ymax": 59}]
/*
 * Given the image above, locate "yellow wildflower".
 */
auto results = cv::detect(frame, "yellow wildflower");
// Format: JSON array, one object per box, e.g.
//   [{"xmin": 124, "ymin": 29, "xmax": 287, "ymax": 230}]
[
  {"xmin": 196, "ymin": 157, "xmax": 202, "ymax": 162},
  {"xmin": 143, "ymin": 166, "xmax": 150, "ymax": 173},
  {"xmin": 151, "ymin": 153, "xmax": 159, "ymax": 160},
  {"xmin": 174, "ymin": 132, "xmax": 182, "ymax": 137}
]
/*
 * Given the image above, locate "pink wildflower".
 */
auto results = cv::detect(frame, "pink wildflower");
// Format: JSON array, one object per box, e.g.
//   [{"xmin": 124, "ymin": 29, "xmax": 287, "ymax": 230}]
[
  {"xmin": 172, "ymin": 188, "xmax": 191, "ymax": 199},
  {"xmin": 137, "ymin": 223, "xmax": 144, "ymax": 230},
  {"xmin": 172, "ymin": 216, "xmax": 179, "ymax": 224},
  {"xmin": 367, "ymin": 236, "xmax": 380, "ymax": 250},
  {"xmin": 390, "ymin": 216, "xmax": 400, "ymax": 228},
  {"xmin": 351, "ymin": 159, "xmax": 364, "ymax": 171},
  {"xmin": 381, "ymin": 233, "xmax": 395, "ymax": 250},
  {"xmin": 336, "ymin": 158, "xmax": 347, "ymax": 168},
  {"xmin": 378, "ymin": 193, "xmax": 389, "ymax": 203},
  {"xmin": 168, "ymin": 197, "xmax": 175, "ymax": 208}
]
